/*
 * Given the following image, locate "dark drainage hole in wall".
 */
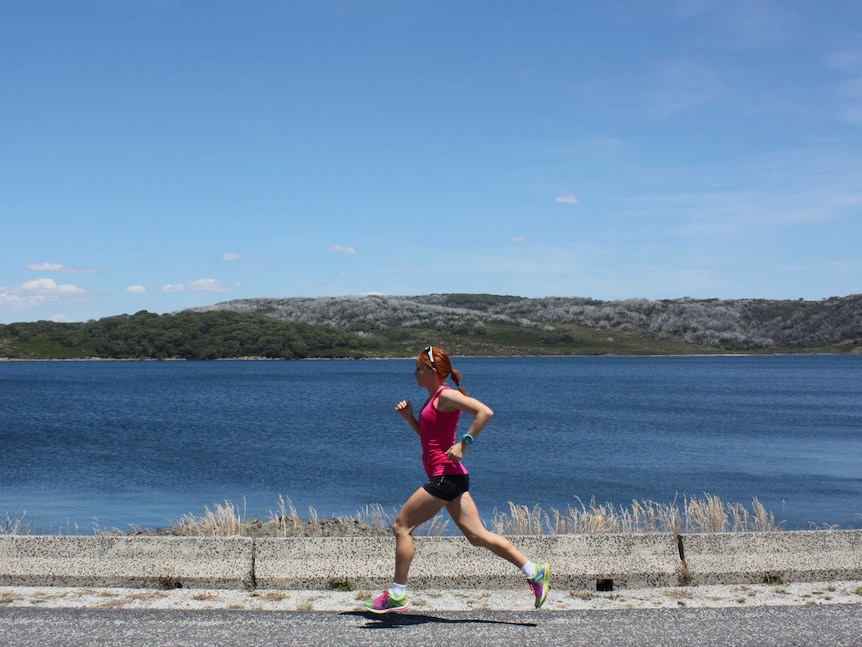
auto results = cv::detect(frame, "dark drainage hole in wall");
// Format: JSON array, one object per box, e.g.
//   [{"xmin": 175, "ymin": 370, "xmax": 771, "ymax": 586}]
[{"xmin": 596, "ymin": 579, "xmax": 614, "ymax": 592}]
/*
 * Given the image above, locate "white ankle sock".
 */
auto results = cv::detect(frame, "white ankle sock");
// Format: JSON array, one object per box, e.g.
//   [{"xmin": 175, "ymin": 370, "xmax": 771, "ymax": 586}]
[
  {"xmin": 389, "ymin": 582, "xmax": 407, "ymax": 598},
  {"xmin": 520, "ymin": 561, "xmax": 536, "ymax": 579}
]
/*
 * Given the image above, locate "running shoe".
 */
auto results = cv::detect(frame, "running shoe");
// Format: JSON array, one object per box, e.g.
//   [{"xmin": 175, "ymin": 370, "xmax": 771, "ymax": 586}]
[
  {"xmin": 363, "ymin": 590, "xmax": 410, "ymax": 614},
  {"xmin": 528, "ymin": 563, "xmax": 550, "ymax": 609}
]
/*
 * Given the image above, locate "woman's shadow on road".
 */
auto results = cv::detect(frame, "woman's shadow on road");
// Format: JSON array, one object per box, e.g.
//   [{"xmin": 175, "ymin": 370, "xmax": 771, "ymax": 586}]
[{"xmin": 341, "ymin": 610, "xmax": 538, "ymax": 629}]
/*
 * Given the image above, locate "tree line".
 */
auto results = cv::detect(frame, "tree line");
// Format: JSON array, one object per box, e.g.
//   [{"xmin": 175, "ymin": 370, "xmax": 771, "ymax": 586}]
[
  {"xmin": 2, "ymin": 293, "xmax": 860, "ymax": 359},
  {"xmin": 0, "ymin": 310, "xmax": 373, "ymax": 360}
]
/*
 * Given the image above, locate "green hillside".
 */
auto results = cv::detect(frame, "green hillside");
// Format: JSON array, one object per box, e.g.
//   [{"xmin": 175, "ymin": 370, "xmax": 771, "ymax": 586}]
[{"xmin": 2, "ymin": 293, "xmax": 860, "ymax": 359}]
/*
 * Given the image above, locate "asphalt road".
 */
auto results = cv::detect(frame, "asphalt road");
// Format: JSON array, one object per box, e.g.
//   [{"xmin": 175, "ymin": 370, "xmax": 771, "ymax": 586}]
[{"xmin": 1, "ymin": 605, "xmax": 860, "ymax": 647}]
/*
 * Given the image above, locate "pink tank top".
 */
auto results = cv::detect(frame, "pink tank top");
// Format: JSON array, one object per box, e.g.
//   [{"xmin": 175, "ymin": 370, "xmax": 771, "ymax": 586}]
[{"xmin": 420, "ymin": 386, "xmax": 469, "ymax": 478}]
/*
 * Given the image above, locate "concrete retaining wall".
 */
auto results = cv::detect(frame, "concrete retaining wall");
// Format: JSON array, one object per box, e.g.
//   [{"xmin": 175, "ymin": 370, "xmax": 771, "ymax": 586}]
[
  {"xmin": 0, "ymin": 536, "xmax": 254, "ymax": 589},
  {"xmin": 254, "ymin": 534, "xmax": 682, "ymax": 590},
  {"xmin": 1, "ymin": 530, "xmax": 859, "ymax": 591},
  {"xmin": 680, "ymin": 530, "xmax": 862, "ymax": 585}
]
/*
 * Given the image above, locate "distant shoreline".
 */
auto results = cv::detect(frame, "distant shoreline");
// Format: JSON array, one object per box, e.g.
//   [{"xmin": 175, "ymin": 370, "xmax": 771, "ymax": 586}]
[{"xmin": 3, "ymin": 353, "xmax": 857, "ymax": 362}]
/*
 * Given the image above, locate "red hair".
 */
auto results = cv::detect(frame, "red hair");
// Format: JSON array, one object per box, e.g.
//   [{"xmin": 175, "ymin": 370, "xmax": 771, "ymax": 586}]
[{"xmin": 419, "ymin": 346, "xmax": 468, "ymax": 395}]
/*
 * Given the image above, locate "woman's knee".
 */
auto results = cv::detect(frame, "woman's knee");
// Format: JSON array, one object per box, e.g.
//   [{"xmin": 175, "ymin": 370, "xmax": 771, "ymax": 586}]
[{"xmin": 392, "ymin": 515, "xmax": 414, "ymax": 538}]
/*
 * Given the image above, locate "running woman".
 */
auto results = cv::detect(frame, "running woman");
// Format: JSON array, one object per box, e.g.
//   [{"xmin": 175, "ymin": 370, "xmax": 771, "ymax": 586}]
[{"xmin": 364, "ymin": 345, "xmax": 550, "ymax": 613}]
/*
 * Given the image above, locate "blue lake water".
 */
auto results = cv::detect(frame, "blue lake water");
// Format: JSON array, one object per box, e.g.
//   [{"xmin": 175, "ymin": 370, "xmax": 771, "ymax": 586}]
[{"xmin": 1, "ymin": 356, "xmax": 860, "ymax": 533}]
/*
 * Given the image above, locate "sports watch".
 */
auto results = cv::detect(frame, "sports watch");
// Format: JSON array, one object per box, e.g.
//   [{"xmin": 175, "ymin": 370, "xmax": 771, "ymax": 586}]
[{"xmin": 461, "ymin": 434, "xmax": 475, "ymax": 446}]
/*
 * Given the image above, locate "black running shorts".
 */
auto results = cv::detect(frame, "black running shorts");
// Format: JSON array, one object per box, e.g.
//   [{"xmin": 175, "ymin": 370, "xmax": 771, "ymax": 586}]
[{"xmin": 422, "ymin": 474, "xmax": 470, "ymax": 502}]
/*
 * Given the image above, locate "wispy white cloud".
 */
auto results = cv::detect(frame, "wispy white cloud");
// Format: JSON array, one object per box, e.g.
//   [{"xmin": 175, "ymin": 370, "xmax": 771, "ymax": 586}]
[
  {"xmin": 330, "ymin": 244, "xmax": 357, "ymax": 254},
  {"xmin": 126, "ymin": 285, "xmax": 147, "ymax": 294},
  {"xmin": 555, "ymin": 195, "xmax": 579, "ymax": 205},
  {"xmin": 0, "ymin": 278, "xmax": 89, "ymax": 311},
  {"xmin": 0, "ymin": 289, "xmax": 44, "ymax": 309},
  {"xmin": 189, "ymin": 278, "xmax": 236, "ymax": 292},
  {"xmin": 21, "ymin": 278, "xmax": 86, "ymax": 297},
  {"xmin": 221, "ymin": 252, "xmax": 271, "ymax": 267},
  {"xmin": 614, "ymin": 139, "xmax": 862, "ymax": 234},
  {"xmin": 162, "ymin": 278, "xmax": 239, "ymax": 293},
  {"xmin": 27, "ymin": 262, "xmax": 95, "ymax": 274},
  {"xmin": 513, "ymin": 236, "xmax": 527, "ymax": 243}
]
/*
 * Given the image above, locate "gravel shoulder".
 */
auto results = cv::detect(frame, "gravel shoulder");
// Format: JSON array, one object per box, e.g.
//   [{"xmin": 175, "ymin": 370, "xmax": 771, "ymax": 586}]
[{"xmin": 2, "ymin": 581, "xmax": 860, "ymax": 613}]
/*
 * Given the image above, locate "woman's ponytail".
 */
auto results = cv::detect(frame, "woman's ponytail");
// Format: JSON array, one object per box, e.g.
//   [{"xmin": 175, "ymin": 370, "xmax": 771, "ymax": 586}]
[
  {"xmin": 421, "ymin": 346, "xmax": 468, "ymax": 395},
  {"xmin": 450, "ymin": 367, "xmax": 468, "ymax": 395}
]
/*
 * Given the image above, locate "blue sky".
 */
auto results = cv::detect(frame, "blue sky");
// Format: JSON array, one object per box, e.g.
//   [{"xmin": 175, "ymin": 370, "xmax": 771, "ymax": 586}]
[{"xmin": 2, "ymin": 1, "xmax": 861, "ymax": 324}]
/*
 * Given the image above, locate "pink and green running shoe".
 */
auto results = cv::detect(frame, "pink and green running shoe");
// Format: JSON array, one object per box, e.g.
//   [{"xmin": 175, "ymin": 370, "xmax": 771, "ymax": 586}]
[
  {"xmin": 363, "ymin": 590, "xmax": 410, "ymax": 614},
  {"xmin": 528, "ymin": 563, "xmax": 550, "ymax": 608}
]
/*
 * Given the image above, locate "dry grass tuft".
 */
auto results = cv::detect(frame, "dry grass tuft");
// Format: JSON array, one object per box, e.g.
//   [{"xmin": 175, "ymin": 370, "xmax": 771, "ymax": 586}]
[
  {"xmin": 254, "ymin": 591, "xmax": 289, "ymax": 602},
  {"xmin": 3, "ymin": 492, "xmax": 787, "ymax": 537},
  {"xmin": 129, "ymin": 591, "xmax": 169, "ymax": 602},
  {"xmin": 2, "ymin": 512, "xmax": 31, "ymax": 536},
  {"xmin": 170, "ymin": 499, "xmax": 249, "ymax": 537},
  {"xmin": 490, "ymin": 494, "xmax": 782, "ymax": 535},
  {"xmin": 268, "ymin": 495, "xmax": 309, "ymax": 537},
  {"xmin": 662, "ymin": 589, "xmax": 693, "ymax": 600},
  {"xmin": 333, "ymin": 502, "xmax": 449, "ymax": 536}
]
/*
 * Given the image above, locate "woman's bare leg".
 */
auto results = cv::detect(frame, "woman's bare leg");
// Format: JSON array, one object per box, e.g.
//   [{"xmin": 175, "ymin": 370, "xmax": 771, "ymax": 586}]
[
  {"xmin": 445, "ymin": 492, "xmax": 528, "ymax": 568},
  {"xmin": 392, "ymin": 488, "xmax": 447, "ymax": 584}
]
